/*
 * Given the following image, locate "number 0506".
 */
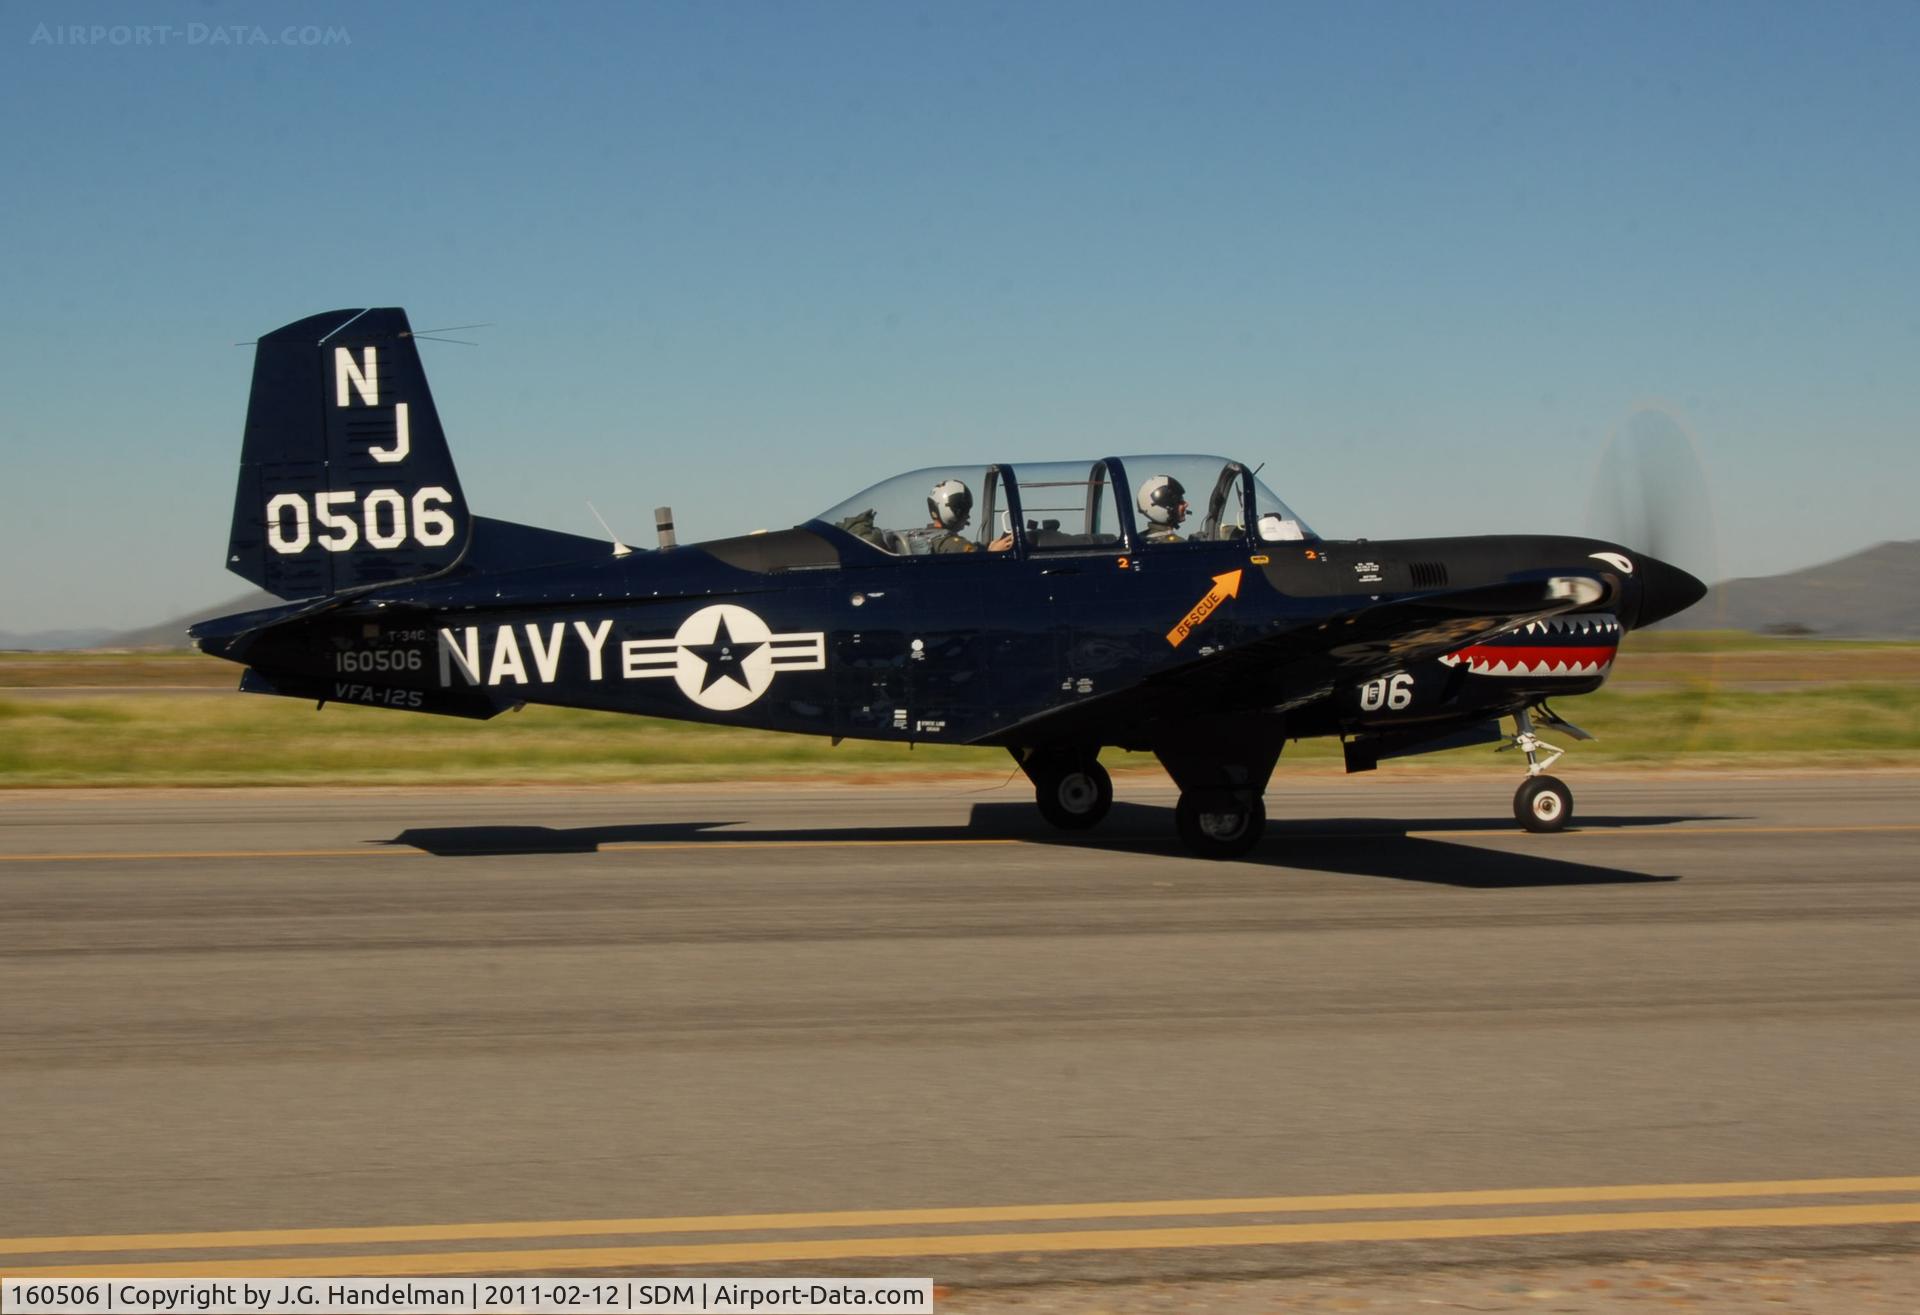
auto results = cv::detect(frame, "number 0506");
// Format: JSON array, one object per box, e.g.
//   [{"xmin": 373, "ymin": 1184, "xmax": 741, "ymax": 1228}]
[{"xmin": 264, "ymin": 486, "xmax": 456, "ymax": 554}]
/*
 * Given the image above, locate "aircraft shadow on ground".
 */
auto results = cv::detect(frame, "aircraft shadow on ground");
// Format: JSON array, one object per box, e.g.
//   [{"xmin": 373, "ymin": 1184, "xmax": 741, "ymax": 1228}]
[
  {"xmin": 385, "ymin": 822, "xmax": 745, "ymax": 856},
  {"xmin": 1000, "ymin": 803, "xmax": 1700, "ymax": 888},
  {"xmin": 1229, "ymin": 831, "xmax": 1681, "ymax": 888},
  {"xmin": 386, "ymin": 800, "xmax": 1726, "ymax": 887}
]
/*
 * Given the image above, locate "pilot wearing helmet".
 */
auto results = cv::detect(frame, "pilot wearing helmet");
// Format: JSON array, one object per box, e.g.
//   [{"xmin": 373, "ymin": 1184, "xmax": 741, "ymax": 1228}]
[
  {"xmin": 896, "ymin": 478, "xmax": 980, "ymax": 555},
  {"xmin": 1138, "ymin": 474, "xmax": 1189, "ymax": 544}
]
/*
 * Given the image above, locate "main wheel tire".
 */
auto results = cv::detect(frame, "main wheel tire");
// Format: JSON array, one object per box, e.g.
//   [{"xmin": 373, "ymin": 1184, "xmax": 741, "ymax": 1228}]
[
  {"xmin": 1035, "ymin": 758, "xmax": 1113, "ymax": 830},
  {"xmin": 1514, "ymin": 775, "xmax": 1573, "ymax": 833},
  {"xmin": 1174, "ymin": 793, "xmax": 1267, "ymax": 859}
]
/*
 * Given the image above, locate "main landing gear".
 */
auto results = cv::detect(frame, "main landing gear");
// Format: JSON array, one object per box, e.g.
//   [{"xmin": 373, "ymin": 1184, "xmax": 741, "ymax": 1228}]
[
  {"xmin": 1015, "ymin": 748, "xmax": 1113, "ymax": 831},
  {"xmin": 1506, "ymin": 706, "xmax": 1586, "ymax": 833},
  {"xmin": 1173, "ymin": 792, "xmax": 1267, "ymax": 860},
  {"xmin": 1157, "ymin": 722, "xmax": 1281, "ymax": 860},
  {"xmin": 1014, "ymin": 723, "xmax": 1279, "ymax": 861}
]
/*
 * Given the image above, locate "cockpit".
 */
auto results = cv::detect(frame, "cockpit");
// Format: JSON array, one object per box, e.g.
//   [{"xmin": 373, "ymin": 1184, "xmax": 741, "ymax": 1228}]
[{"xmin": 810, "ymin": 455, "xmax": 1314, "ymax": 556}]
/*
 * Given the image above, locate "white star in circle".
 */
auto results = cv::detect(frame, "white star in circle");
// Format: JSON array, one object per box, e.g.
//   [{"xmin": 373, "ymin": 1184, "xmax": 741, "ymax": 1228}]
[{"xmin": 672, "ymin": 605, "xmax": 779, "ymax": 711}]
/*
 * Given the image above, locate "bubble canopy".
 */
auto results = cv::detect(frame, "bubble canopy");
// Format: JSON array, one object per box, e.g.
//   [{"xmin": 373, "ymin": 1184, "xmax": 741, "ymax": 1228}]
[{"xmin": 810, "ymin": 456, "xmax": 1314, "ymax": 555}]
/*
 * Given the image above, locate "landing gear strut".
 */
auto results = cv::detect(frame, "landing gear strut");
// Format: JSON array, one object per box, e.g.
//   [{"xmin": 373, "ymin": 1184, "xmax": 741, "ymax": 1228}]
[
  {"xmin": 1507, "ymin": 707, "xmax": 1573, "ymax": 833},
  {"xmin": 1015, "ymin": 748, "xmax": 1113, "ymax": 831}
]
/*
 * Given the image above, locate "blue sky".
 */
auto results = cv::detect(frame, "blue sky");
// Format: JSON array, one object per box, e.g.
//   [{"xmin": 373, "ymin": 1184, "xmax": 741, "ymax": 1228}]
[{"xmin": 3, "ymin": 0, "xmax": 1916, "ymax": 631}]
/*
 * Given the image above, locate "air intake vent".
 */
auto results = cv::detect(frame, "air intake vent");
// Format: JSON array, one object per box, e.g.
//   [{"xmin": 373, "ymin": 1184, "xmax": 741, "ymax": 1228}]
[{"xmin": 1410, "ymin": 561, "xmax": 1449, "ymax": 589}]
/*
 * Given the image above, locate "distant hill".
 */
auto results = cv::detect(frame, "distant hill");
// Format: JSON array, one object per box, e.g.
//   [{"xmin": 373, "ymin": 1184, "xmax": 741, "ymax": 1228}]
[
  {"xmin": 1674, "ymin": 540, "xmax": 1920, "ymax": 638},
  {"xmin": 0, "ymin": 627, "xmax": 117, "ymax": 652},
  {"xmin": 103, "ymin": 590, "xmax": 282, "ymax": 650}
]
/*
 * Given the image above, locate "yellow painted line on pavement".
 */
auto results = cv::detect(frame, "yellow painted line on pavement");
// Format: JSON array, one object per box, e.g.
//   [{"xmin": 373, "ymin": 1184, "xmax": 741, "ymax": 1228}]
[
  {"xmin": 599, "ymin": 840, "xmax": 1020, "ymax": 853},
  {"xmin": 6, "ymin": 1203, "xmax": 1920, "ymax": 1277},
  {"xmin": 5, "ymin": 1177, "xmax": 1918, "ymax": 1257},
  {"xmin": 0, "ymin": 848, "xmax": 428, "ymax": 863}
]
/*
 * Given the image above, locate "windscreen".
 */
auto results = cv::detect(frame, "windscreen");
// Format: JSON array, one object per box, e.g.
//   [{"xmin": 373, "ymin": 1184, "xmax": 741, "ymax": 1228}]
[{"xmin": 1118, "ymin": 455, "xmax": 1316, "ymax": 546}]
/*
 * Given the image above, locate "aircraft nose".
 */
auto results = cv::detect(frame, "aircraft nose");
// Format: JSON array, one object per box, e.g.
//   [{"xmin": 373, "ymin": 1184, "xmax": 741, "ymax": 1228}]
[{"xmin": 1632, "ymin": 555, "xmax": 1708, "ymax": 629}]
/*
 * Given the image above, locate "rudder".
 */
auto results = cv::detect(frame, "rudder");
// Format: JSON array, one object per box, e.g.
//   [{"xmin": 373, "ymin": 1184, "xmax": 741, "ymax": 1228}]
[{"xmin": 226, "ymin": 307, "xmax": 471, "ymax": 598}]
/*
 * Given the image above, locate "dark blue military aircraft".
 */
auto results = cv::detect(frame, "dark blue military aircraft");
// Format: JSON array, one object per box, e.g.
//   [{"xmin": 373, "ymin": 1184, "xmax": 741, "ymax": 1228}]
[{"xmin": 192, "ymin": 309, "xmax": 1706, "ymax": 857}]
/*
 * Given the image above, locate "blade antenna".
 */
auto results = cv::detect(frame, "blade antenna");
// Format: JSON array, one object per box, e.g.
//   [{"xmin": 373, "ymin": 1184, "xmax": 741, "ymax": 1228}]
[
  {"xmin": 587, "ymin": 502, "xmax": 634, "ymax": 558},
  {"xmin": 402, "ymin": 322, "xmax": 493, "ymax": 346}
]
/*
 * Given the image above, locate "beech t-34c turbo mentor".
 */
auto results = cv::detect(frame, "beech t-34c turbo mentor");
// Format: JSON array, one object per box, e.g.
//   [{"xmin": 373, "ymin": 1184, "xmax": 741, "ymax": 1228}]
[{"xmin": 192, "ymin": 308, "xmax": 1706, "ymax": 858}]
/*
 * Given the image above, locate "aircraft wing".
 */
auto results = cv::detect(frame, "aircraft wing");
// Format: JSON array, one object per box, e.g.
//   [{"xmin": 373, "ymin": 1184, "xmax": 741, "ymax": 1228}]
[{"xmin": 981, "ymin": 571, "xmax": 1608, "ymax": 747}]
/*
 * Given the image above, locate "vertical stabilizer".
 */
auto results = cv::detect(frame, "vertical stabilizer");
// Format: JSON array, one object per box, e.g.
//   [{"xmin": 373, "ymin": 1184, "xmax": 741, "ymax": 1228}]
[{"xmin": 226, "ymin": 308, "xmax": 470, "ymax": 598}]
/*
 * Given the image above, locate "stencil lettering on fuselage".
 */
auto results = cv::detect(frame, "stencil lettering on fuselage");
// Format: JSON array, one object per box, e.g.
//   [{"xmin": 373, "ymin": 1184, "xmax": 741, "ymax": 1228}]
[{"xmin": 437, "ymin": 604, "xmax": 827, "ymax": 712}]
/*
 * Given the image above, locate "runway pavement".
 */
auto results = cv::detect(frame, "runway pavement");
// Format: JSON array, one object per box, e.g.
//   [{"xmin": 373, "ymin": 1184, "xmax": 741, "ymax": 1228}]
[{"xmin": 2, "ymin": 773, "xmax": 1916, "ymax": 1286}]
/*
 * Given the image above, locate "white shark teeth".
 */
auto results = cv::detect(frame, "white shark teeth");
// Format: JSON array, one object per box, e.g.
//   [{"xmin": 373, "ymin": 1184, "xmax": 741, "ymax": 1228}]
[{"xmin": 1452, "ymin": 656, "xmax": 1617, "ymax": 678}]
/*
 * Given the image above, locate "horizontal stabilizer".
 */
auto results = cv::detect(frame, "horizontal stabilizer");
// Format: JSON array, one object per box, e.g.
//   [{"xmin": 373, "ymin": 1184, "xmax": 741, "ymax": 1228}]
[{"xmin": 461, "ymin": 516, "xmax": 630, "ymax": 574}]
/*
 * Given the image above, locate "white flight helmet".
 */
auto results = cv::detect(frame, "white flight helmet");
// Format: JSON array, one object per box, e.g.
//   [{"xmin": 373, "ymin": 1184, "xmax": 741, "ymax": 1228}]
[
  {"xmin": 928, "ymin": 478, "xmax": 973, "ymax": 532},
  {"xmin": 1138, "ymin": 474, "xmax": 1187, "ymax": 527}
]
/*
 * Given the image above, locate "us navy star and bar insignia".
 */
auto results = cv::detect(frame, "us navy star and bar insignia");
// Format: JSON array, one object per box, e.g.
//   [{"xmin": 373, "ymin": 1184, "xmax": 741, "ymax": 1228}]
[
  {"xmin": 612, "ymin": 604, "xmax": 826, "ymax": 711},
  {"xmin": 1166, "ymin": 569, "xmax": 1242, "ymax": 647}
]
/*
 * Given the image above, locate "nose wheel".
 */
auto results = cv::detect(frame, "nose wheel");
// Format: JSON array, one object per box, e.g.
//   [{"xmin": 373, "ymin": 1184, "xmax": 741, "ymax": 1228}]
[
  {"xmin": 1514, "ymin": 774, "xmax": 1572, "ymax": 832},
  {"xmin": 1506, "ymin": 707, "xmax": 1577, "ymax": 832}
]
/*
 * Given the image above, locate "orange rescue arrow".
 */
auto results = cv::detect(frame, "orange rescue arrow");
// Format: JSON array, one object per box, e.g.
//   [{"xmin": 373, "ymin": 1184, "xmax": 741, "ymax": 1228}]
[{"xmin": 1165, "ymin": 570, "xmax": 1243, "ymax": 647}]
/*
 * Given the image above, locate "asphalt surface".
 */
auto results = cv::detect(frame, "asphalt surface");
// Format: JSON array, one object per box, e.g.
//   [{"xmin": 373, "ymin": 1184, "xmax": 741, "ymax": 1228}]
[{"xmin": 2, "ymin": 774, "xmax": 1916, "ymax": 1286}]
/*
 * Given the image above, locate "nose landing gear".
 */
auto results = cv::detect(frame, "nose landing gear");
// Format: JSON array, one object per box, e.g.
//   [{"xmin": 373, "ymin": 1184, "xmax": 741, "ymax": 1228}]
[
  {"xmin": 1505, "ymin": 706, "xmax": 1586, "ymax": 833},
  {"xmin": 1515, "ymin": 773, "xmax": 1572, "ymax": 832}
]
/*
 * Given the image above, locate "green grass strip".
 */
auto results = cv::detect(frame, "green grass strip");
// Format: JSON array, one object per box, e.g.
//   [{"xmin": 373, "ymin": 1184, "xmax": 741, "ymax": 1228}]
[{"xmin": 2, "ymin": 680, "xmax": 1918, "ymax": 787}]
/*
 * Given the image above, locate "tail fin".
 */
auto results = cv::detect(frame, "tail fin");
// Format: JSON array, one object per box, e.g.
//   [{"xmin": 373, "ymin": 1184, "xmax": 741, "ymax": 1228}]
[{"xmin": 227, "ymin": 308, "xmax": 471, "ymax": 599}]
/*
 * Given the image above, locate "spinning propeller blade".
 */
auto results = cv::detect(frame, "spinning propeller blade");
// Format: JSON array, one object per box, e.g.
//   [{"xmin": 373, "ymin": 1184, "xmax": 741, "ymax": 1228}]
[
  {"xmin": 1582, "ymin": 405, "xmax": 1725, "ymax": 758},
  {"xmin": 1585, "ymin": 406, "xmax": 1720, "ymax": 598}
]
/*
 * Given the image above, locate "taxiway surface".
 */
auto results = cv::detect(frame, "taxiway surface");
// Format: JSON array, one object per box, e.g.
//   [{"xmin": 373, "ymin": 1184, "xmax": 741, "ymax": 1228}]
[{"xmin": 3, "ymin": 774, "xmax": 1916, "ymax": 1280}]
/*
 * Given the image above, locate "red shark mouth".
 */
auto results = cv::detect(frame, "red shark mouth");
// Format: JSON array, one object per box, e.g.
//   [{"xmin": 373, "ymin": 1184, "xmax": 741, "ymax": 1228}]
[
  {"xmin": 1439, "ymin": 615, "xmax": 1622, "ymax": 678},
  {"xmin": 1438, "ymin": 645, "xmax": 1618, "ymax": 678}
]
